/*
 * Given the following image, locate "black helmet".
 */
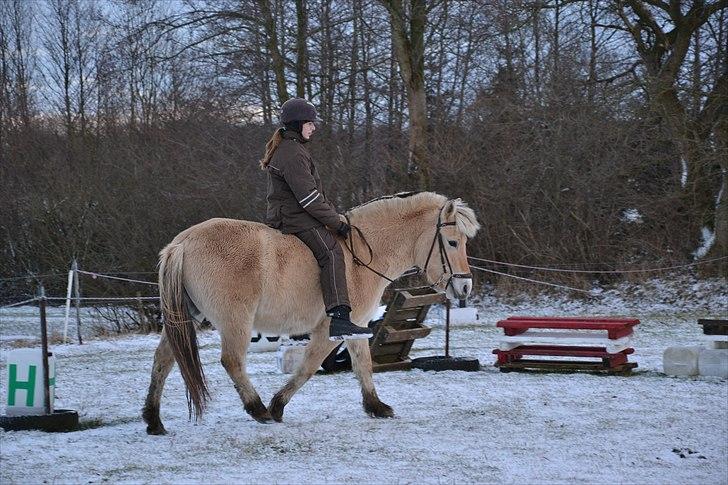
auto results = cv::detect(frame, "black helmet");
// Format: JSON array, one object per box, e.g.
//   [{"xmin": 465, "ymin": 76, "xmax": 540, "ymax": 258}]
[{"xmin": 280, "ymin": 98, "xmax": 321, "ymax": 124}]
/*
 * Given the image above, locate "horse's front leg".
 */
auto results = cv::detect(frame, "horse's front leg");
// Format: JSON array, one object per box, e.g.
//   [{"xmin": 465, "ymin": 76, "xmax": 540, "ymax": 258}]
[
  {"xmin": 269, "ymin": 321, "xmax": 339, "ymax": 422},
  {"xmin": 346, "ymin": 339, "xmax": 394, "ymax": 418},
  {"xmin": 219, "ymin": 325, "xmax": 272, "ymax": 423}
]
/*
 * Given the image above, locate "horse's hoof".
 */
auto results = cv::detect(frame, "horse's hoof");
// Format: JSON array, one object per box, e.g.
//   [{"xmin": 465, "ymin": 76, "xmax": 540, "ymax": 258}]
[
  {"xmin": 268, "ymin": 396, "xmax": 285, "ymax": 423},
  {"xmin": 245, "ymin": 398, "xmax": 272, "ymax": 423},
  {"xmin": 252, "ymin": 411, "xmax": 274, "ymax": 424},
  {"xmin": 363, "ymin": 396, "xmax": 394, "ymax": 418},
  {"xmin": 142, "ymin": 406, "xmax": 167, "ymax": 435},
  {"xmin": 146, "ymin": 424, "xmax": 167, "ymax": 435}
]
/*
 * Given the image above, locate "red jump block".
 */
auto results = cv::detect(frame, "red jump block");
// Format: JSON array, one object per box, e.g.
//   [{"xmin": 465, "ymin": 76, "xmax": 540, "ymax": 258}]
[
  {"xmin": 494, "ymin": 317, "xmax": 640, "ymax": 375},
  {"xmin": 498, "ymin": 316, "xmax": 640, "ymax": 340},
  {"xmin": 493, "ymin": 345, "xmax": 635, "ymax": 368}
]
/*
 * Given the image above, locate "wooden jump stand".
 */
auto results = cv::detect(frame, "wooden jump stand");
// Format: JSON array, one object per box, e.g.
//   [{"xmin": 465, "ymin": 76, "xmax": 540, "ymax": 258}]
[
  {"xmin": 321, "ymin": 286, "xmax": 445, "ymax": 373},
  {"xmin": 369, "ymin": 287, "xmax": 445, "ymax": 372},
  {"xmin": 493, "ymin": 316, "xmax": 640, "ymax": 375}
]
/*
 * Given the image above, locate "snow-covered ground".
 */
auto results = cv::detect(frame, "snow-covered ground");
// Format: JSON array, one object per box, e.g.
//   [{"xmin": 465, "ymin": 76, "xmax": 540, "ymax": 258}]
[{"xmin": 1, "ymin": 276, "xmax": 726, "ymax": 484}]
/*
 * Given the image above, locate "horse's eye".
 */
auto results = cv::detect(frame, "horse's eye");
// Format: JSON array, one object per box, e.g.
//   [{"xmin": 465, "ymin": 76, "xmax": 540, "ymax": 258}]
[{"xmin": 448, "ymin": 240, "xmax": 458, "ymax": 248}]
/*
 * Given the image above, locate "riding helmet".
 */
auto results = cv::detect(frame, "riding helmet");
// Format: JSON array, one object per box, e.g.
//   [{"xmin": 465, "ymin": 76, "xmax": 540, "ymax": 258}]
[{"xmin": 280, "ymin": 98, "xmax": 322, "ymax": 124}]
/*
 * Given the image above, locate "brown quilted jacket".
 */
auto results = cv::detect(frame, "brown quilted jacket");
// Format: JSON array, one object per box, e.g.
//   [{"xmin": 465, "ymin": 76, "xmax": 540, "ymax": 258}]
[{"xmin": 265, "ymin": 129, "xmax": 341, "ymax": 234}]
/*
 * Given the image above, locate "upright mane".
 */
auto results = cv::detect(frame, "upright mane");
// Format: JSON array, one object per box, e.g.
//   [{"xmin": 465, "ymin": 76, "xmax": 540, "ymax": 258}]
[{"xmin": 347, "ymin": 191, "xmax": 480, "ymax": 238}]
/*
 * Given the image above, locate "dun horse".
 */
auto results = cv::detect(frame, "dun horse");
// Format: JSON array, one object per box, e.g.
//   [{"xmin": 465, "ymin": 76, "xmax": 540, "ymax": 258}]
[{"xmin": 142, "ymin": 191, "xmax": 480, "ymax": 434}]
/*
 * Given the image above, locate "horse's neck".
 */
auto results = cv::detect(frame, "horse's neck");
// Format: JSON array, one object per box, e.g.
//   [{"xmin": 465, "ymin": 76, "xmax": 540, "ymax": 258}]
[{"xmin": 350, "ymin": 211, "xmax": 428, "ymax": 280}]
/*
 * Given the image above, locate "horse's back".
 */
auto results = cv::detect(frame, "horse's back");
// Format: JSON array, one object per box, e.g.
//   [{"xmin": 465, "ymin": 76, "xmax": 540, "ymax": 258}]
[{"xmin": 170, "ymin": 218, "xmax": 324, "ymax": 333}]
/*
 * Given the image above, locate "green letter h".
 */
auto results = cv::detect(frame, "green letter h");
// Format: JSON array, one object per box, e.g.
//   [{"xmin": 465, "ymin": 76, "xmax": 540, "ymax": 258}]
[{"xmin": 8, "ymin": 364, "xmax": 36, "ymax": 406}]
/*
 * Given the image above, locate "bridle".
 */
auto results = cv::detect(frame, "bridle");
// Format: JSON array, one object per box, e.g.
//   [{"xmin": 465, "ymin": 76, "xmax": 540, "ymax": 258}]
[
  {"xmin": 342, "ymin": 202, "xmax": 472, "ymax": 291},
  {"xmin": 419, "ymin": 204, "xmax": 473, "ymax": 291}
]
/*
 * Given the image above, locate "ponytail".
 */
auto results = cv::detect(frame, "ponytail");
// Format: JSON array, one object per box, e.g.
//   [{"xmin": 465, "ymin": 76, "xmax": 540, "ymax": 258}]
[{"xmin": 260, "ymin": 128, "xmax": 284, "ymax": 169}]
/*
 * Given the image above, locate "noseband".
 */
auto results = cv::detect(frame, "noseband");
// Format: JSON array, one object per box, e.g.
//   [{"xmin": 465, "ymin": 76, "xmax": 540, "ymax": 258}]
[{"xmin": 343, "ymin": 202, "xmax": 472, "ymax": 290}]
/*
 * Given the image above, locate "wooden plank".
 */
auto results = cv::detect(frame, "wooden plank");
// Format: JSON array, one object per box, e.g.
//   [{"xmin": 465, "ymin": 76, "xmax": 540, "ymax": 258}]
[
  {"xmin": 380, "ymin": 307, "xmax": 425, "ymax": 327},
  {"xmin": 380, "ymin": 326, "xmax": 431, "ymax": 343},
  {"xmin": 390, "ymin": 307, "xmax": 425, "ymax": 320},
  {"xmin": 499, "ymin": 320, "xmax": 639, "ymax": 331},
  {"xmin": 370, "ymin": 342, "xmax": 409, "ymax": 358},
  {"xmin": 498, "ymin": 318, "xmax": 639, "ymax": 340},
  {"xmin": 372, "ymin": 360, "xmax": 412, "ymax": 373},
  {"xmin": 396, "ymin": 289, "xmax": 447, "ymax": 309},
  {"xmin": 698, "ymin": 319, "xmax": 728, "ymax": 336},
  {"xmin": 493, "ymin": 345, "xmax": 634, "ymax": 358},
  {"xmin": 506, "ymin": 316, "xmax": 640, "ymax": 324},
  {"xmin": 371, "ymin": 351, "xmax": 408, "ymax": 364},
  {"xmin": 497, "ymin": 360, "xmax": 637, "ymax": 374}
]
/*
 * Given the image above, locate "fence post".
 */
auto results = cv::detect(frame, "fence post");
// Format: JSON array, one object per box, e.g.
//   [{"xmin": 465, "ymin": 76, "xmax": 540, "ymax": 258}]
[
  {"xmin": 445, "ymin": 298, "xmax": 451, "ymax": 358},
  {"xmin": 72, "ymin": 259, "xmax": 83, "ymax": 345},
  {"xmin": 38, "ymin": 285, "xmax": 51, "ymax": 415},
  {"xmin": 63, "ymin": 263, "xmax": 74, "ymax": 343}
]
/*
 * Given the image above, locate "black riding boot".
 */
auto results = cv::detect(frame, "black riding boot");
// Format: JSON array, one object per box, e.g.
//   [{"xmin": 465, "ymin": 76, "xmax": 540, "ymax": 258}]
[{"xmin": 327, "ymin": 305, "xmax": 373, "ymax": 341}]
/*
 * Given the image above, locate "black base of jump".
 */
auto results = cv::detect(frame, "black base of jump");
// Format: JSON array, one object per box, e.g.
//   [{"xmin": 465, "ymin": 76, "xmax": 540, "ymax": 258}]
[
  {"xmin": 411, "ymin": 355, "xmax": 481, "ymax": 372},
  {"xmin": 0, "ymin": 409, "xmax": 79, "ymax": 432}
]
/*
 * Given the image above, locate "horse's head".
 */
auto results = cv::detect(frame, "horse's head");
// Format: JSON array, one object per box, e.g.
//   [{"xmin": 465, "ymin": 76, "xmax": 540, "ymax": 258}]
[{"xmin": 417, "ymin": 198, "xmax": 481, "ymax": 300}]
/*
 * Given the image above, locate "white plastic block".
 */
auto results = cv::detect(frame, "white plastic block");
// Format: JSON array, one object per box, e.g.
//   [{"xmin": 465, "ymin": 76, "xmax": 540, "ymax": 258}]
[
  {"xmin": 663, "ymin": 346, "xmax": 701, "ymax": 376},
  {"xmin": 700, "ymin": 334, "xmax": 728, "ymax": 349},
  {"xmin": 249, "ymin": 332, "xmax": 286, "ymax": 353},
  {"xmin": 276, "ymin": 345, "xmax": 307, "ymax": 374},
  {"xmin": 449, "ymin": 307, "xmax": 479, "ymax": 324},
  {"xmin": 698, "ymin": 348, "xmax": 728, "ymax": 378},
  {"xmin": 5, "ymin": 349, "xmax": 56, "ymax": 416},
  {"xmin": 499, "ymin": 330, "xmax": 632, "ymax": 353}
]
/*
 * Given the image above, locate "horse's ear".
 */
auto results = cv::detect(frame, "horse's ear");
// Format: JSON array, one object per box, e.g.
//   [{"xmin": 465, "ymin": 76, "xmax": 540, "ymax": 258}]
[{"xmin": 445, "ymin": 198, "xmax": 461, "ymax": 218}]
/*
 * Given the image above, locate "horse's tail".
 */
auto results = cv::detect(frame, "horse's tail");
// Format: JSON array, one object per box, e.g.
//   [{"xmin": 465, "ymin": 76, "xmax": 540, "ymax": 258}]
[{"xmin": 158, "ymin": 241, "xmax": 209, "ymax": 420}]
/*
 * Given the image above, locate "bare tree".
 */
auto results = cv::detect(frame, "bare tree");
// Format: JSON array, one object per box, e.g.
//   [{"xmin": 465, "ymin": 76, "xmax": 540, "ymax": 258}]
[
  {"xmin": 381, "ymin": 0, "xmax": 430, "ymax": 189},
  {"xmin": 610, "ymin": 0, "xmax": 728, "ymax": 257}
]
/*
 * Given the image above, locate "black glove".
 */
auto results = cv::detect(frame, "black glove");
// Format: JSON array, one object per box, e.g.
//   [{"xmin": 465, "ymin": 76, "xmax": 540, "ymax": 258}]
[{"xmin": 337, "ymin": 221, "xmax": 351, "ymax": 238}]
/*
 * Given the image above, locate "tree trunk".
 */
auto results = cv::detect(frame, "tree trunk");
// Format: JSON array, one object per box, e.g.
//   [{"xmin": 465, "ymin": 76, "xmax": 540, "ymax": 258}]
[
  {"xmin": 295, "ymin": 0, "xmax": 308, "ymax": 99},
  {"xmin": 382, "ymin": 0, "xmax": 430, "ymax": 189},
  {"xmin": 257, "ymin": 0, "xmax": 288, "ymax": 104}
]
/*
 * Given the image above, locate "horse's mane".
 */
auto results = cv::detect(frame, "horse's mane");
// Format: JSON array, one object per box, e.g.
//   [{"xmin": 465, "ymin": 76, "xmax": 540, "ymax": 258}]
[{"xmin": 348, "ymin": 191, "xmax": 480, "ymax": 239}]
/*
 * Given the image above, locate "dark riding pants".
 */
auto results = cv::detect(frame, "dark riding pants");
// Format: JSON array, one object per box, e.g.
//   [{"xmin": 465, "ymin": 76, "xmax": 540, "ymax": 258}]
[{"xmin": 294, "ymin": 226, "xmax": 351, "ymax": 312}]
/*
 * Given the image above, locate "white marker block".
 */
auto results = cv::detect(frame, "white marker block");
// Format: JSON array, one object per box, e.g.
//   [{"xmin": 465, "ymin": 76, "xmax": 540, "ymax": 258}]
[
  {"xmin": 701, "ymin": 334, "xmax": 728, "ymax": 350},
  {"xmin": 698, "ymin": 348, "xmax": 728, "ymax": 378},
  {"xmin": 449, "ymin": 307, "xmax": 479, "ymax": 324},
  {"xmin": 499, "ymin": 330, "xmax": 632, "ymax": 353},
  {"xmin": 276, "ymin": 345, "xmax": 307, "ymax": 374},
  {"xmin": 249, "ymin": 332, "xmax": 286, "ymax": 353},
  {"xmin": 663, "ymin": 346, "xmax": 701, "ymax": 376},
  {"xmin": 5, "ymin": 349, "xmax": 56, "ymax": 416}
]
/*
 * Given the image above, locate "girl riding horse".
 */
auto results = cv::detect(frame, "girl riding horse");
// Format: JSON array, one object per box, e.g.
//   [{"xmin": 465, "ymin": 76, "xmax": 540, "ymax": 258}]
[{"xmin": 259, "ymin": 98, "xmax": 372, "ymax": 341}]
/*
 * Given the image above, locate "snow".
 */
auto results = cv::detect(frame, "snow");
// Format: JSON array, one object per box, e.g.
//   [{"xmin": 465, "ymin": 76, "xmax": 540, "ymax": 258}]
[
  {"xmin": 693, "ymin": 226, "xmax": 715, "ymax": 260},
  {"xmin": 620, "ymin": 208, "xmax": 644, "ymax": 224},
  {"xmin": 681, "ymin": 158, "xmax": 688, "ymax": 188},
  {"xmin": 1, "ymin": 276, "xmax": 727, "ymax": 484}
]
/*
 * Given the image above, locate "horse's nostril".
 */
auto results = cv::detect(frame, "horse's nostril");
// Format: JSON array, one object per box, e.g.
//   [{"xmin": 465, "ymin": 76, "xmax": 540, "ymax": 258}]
[{"xmin": 463, "ymin": 285, "xmax": 469, "ymax": 295}]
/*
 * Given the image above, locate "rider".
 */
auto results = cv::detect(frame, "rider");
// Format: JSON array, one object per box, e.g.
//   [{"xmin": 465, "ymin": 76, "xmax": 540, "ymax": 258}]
[{"xmin": 260, "ymin": 98, "xmax": 373, "ymax": 341}]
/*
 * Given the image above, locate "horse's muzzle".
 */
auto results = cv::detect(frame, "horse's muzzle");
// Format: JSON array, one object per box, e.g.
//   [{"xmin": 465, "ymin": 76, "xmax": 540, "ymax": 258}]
[{"xmin": 448, "ymin": 273, "xmax": 473, "ymax": 300}]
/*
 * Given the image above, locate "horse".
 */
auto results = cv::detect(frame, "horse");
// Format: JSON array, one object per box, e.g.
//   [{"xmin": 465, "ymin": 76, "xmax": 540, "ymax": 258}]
[{"xmin": 142, "ymin": 191, "xmax": 480, "ymax": 434}]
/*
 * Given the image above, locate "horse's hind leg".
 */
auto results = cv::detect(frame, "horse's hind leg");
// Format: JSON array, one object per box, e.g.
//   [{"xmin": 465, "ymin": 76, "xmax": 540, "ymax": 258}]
[
  {"xmin": 347, "ymin": 339, "xmax": 394, "ymax": 418},
  {"xmin": 143, "ymin": 329, "xmax": 176, "ymax": 435},
  {"xmin": 219, "ymin": 324, "xmax": 272, "ymax": 423},
  {"xmin": 269, "ymin": 322, "xmax": 338, "ymax": 422}
]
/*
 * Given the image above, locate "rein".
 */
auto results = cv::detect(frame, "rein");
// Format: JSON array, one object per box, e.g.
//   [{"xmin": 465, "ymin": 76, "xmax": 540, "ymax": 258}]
[
  {"xmin": 342, "ymin": 203, "xmax": 472, "ymax": 289},
  {"xmin": 342, "ymin": 213, "xmax": 396, "ymax": 284}
]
